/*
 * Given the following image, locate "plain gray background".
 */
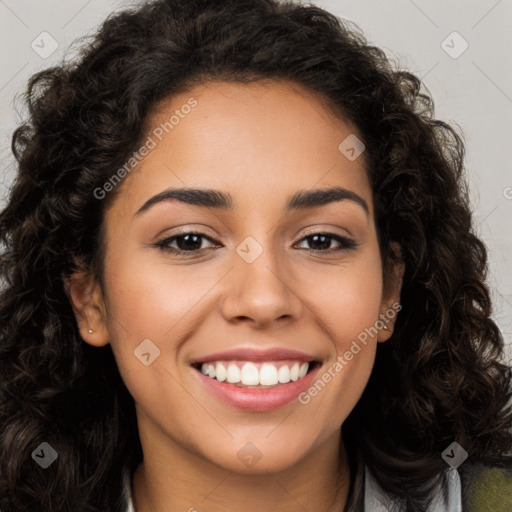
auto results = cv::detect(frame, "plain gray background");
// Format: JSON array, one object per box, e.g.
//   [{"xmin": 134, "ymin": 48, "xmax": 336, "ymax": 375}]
[{"xmin": 1, "ymin": 0, "xmax": 511, "ymax": 362}]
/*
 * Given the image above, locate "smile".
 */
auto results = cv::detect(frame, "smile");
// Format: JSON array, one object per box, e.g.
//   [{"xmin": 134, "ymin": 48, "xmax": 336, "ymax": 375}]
[
  {"xmin": 191, "ymin": 353, "xmax": 322, "ymax": 411},
  {"xmin": 199, "ymin": 360, "xmax": 310, "ymax": 387}
]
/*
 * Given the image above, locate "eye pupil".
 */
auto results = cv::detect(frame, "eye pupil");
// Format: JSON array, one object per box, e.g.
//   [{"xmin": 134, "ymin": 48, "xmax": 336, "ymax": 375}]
[
  {"xmin": 309, "ymin": 234, "xmax": 330, "ymax": 250},
  {"xmin": 177, "ymin": 234, "xmax": 202, "ymax": 251}
]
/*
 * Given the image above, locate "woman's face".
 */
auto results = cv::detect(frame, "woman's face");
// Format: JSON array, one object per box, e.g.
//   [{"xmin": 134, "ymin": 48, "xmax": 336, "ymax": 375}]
[{"xmin": 72, "ymin": 79, "xmax": 401, "ymax": 473}]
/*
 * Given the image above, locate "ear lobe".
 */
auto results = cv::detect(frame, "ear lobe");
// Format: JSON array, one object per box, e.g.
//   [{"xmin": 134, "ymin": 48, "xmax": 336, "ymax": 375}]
[
  {"xmin": 377, "ymin": 323, "xmax": 393, "ymax": 343},
  {"xmin": 64, "ymin": 267, "xmax": 110, "ymax": 347}
]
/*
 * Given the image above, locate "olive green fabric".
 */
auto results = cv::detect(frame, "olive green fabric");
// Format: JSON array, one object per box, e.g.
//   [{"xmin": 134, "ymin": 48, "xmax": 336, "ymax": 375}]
[{"xmin": 461, "ymin": 465, "xmax": 512, "ymax": 512}]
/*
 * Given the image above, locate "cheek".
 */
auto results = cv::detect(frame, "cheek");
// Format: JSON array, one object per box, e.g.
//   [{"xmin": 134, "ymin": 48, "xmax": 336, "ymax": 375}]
[
  {"xmin": 104, "ymin": 248, "xmax": 218, "ymax": 341},
  {"xmin": 102, "ymin": 248, "xmax": 213, "ymax": 435},
  {"xmin": 308, "ymin": 249, "xmax": 383, "ymax": 352},
  {"xmin": 296, "ymin": 249, "xmax": 383, "ymax": 418},
  {"xmin": 101, "ymin": 244, "xmax": 229, "ymax": 409}
]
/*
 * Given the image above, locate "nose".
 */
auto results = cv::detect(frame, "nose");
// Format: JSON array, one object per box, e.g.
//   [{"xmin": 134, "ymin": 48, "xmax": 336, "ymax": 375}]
[{"xmin": 219, "ymin": 242, "xmax": 303, "ymax": 329}]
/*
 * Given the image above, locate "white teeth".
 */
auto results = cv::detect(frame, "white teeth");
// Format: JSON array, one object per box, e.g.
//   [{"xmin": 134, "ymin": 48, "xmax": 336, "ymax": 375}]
[
  {"xmin": 226, "ymin": 363, "xmax": 241, "ymax": 383},
  {"xmin": 277, "ymin": 365, "xmax": 290, "ymax": 383},
  {"xmin": 215, "ymin": 362, "xmax": 227, "ymax": 382},
  {"xmin": 259, "ymin": 363, "xmax": 279, "ymax": 386},
  {"xmin": 241, "ymin": 362, "xmax": 259, "ymax": 385},
  {"xmin": 290, "ymin": 362, "xmax": 299, "ymax": 381},
  {"xmin": 199, "ymin": 360, "xmax": 311, "ymax": 386}
]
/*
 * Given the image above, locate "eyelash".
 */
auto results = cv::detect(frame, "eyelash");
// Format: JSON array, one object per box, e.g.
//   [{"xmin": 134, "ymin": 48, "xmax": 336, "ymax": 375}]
[{"xmin": 154, "ymin": 230, "xmax": 359, "ymax": 256}]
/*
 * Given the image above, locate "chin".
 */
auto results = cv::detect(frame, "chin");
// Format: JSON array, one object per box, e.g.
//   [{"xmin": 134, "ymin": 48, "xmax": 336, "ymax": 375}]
[{"xmin": 199, "ymin": 435, "xmax": 315, "ymax": 475}]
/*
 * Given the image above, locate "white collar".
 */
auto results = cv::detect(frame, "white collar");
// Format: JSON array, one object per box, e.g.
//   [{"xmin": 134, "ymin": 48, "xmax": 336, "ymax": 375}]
[{"xmin": 364, "ymin": 465, "xmax": 462, "ymax": 512}]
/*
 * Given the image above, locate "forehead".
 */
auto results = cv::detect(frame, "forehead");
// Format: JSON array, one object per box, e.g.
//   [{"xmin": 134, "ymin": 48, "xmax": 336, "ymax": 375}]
[{"xmin": 110, "ymin": 79, "xmax": 372, "ymax": 217}]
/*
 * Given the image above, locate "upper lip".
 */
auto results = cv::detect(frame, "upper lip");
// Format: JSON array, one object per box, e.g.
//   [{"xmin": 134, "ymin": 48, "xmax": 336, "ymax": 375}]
[{"xmin": 190, "ymin": 347, "xmax": 320, "ymax": 365}]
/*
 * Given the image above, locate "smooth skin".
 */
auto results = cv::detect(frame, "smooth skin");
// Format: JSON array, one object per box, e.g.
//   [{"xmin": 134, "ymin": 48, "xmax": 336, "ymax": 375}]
[{"xmin": 67, "ymin": 79, "xmax": 403, "ymax": 512}]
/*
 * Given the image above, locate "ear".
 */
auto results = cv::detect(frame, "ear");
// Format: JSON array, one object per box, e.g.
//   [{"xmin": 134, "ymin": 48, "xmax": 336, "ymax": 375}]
[
  {"xmin": 377, "ymin": 242, "xmax": 404, "ymax": 342},
  {"xmin": 64, "ymin": 265, "xmax": 110, "ymax": 347}
]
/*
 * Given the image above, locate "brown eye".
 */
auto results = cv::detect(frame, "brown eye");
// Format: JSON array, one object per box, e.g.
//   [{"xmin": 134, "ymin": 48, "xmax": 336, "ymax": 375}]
[
  {"xmin": 295, "ymin": 232, "xmax": 358, "ymax": 253},
  {"xmin": 156, "ymin": 231, "xmax": 219, "ymax": 255}
]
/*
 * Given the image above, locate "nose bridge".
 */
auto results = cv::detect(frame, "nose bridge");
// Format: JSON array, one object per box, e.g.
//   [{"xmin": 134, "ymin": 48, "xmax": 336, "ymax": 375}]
[{"xmin": 219, "ymin": 231, "xmax": 301, "ymax": 326}]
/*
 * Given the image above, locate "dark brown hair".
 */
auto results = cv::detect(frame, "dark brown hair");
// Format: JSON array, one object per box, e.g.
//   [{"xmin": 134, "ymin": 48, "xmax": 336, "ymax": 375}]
[{"xmin": 1, "ymin": 1, "xmax": 510, "ymax": 511}]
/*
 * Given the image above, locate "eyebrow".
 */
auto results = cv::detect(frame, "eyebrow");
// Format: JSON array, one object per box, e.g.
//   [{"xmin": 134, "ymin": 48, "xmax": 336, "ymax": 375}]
[{"xmin": 135, "ymin": 185, "xmax": 369, "ymax": 217}]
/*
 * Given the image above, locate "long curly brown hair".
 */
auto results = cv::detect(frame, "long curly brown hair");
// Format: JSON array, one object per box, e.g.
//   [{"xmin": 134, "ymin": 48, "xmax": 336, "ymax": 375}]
[{"xmin": 1, "ymin": 0, "xmax": 510, "ymax": 511}]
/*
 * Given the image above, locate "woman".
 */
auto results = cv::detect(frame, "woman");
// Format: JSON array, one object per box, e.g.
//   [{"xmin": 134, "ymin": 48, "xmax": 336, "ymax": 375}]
[{"xmin": 0, "ymin": 1, "xmax": 510, "ymax": 511}]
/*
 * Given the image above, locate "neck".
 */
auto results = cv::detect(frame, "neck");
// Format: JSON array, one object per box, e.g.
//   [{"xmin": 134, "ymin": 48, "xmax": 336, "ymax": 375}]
[{"xmin": 131, "ymin": 427, "xmax": 351, "ymax": 512}]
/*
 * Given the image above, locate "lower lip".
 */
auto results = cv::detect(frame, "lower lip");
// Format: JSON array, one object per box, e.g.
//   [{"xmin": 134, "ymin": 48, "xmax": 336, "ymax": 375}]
[{"xmin": 192, "ymin": 364, "xmax": 321, "ymax": 411}]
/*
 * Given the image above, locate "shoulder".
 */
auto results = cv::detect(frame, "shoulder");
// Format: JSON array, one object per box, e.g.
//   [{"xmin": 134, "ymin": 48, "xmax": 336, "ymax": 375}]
[
  {"xmin": 458, "ymin": 458, "xmax": 512, "ymax": 512},
  {"xmin": 363, "ymin": 458, "xmax": 512, "ymax": 512},
  {"xmin": 363, "ymin": 465, "xmax": 461, "ymax": 512}
]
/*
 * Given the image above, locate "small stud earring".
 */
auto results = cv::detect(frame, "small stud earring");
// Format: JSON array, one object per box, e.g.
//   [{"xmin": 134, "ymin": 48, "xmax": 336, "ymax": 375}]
[
  {"xmin": 382, "ymin": 325, "xmax": 389, "ymax": 331},
  {"xmin": 88, "ymin": 329, "xmax": 93, "ymax": 334}
]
